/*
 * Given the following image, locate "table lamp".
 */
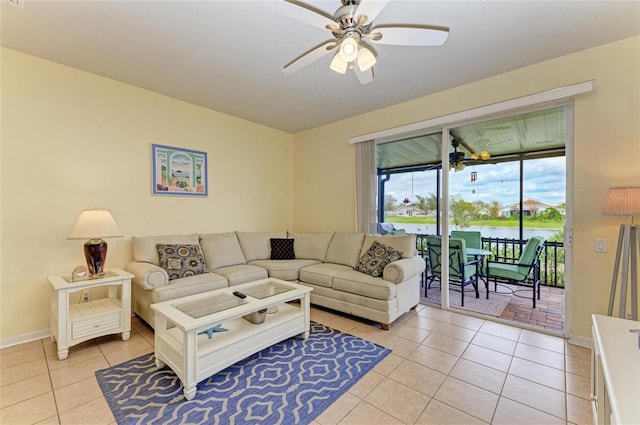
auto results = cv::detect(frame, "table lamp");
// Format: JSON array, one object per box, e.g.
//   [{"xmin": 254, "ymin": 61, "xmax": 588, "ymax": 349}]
[
  {"xmin": 67, "ymin": 208, "xmax": 123, "ymax": 277},
  {"xmin": 600, "ymin": 187, "xmax": 640, "ymax": 320}
]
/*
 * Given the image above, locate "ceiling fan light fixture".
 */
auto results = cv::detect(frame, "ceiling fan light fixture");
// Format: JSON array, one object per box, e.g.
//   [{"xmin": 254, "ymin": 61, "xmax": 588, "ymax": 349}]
[
  {"xmin": 330, "ymin": 52, "xmax": 348, "ymax": 74},
  {"xmin": 481, "ymin": 151, "xmax": 491, "ymax": 160},
  {"xmin": 471, "ymin": 152, "xmax": 479, "ymax": 160},
  {"xmin": 450, "ymin": 161, "xmax": 465, "ymax": 172},
  {"xmin": 357, "ymin": 45, "xmax": 376, "ymax": 71},
  {"xmin": 339, "ymin": 37, "xmax": 359, "ymax": 62}
]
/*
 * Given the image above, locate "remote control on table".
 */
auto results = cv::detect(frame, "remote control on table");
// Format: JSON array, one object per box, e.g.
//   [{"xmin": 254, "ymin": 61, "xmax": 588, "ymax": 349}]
[{"xmin": 232, "ymin": 291, "xmax": 247, "ymax": 299}]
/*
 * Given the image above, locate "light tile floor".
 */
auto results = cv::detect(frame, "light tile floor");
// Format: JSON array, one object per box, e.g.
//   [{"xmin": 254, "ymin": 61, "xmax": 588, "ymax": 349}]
[{"xmin": 0, "ymin": 304, "xmax": 593, "ymax": 425}]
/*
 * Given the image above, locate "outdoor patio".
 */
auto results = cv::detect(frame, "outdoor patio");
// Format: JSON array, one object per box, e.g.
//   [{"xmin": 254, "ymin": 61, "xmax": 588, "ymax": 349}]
[
  {"xmin": 416, "ymin": 234, "xmax": 566, "ymax": 334},
  {"xmin": 499, "ymin": 282, "xmax": 565, "ymax": 333},
  {"xmin": 422, "ymin": 281, "xmax": 565, "ymax": 334}
]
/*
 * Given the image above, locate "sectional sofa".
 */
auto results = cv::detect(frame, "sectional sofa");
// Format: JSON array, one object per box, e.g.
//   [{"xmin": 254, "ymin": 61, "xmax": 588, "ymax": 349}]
[{"xmin": 124, "ymin": 231, "xmax": 425, "ymax": 330}]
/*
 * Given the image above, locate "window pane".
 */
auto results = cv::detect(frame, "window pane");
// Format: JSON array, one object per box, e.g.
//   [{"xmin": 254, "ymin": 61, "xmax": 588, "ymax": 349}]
[{"xmin": 383, "ymin": 170, "xmax": 439, "ymax": 235}]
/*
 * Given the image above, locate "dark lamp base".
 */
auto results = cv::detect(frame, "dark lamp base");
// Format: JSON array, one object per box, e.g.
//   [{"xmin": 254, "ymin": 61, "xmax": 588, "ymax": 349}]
[{"xmin": 84, "ymin": 238, "xmax": 108, "ymax": 277}]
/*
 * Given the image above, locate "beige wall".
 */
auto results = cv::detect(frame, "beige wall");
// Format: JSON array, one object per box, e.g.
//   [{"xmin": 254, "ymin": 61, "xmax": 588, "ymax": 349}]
[
  {"xmin": 293, "ymin": 36, "xmax": 640, "ymax": 339},
  {"xmin": 0, "ymin": 48, "xmax": 294, "ymax": 339},
  {"xmin": 2, "ymin": 36, "xmax": 639, "ymax": 342}
]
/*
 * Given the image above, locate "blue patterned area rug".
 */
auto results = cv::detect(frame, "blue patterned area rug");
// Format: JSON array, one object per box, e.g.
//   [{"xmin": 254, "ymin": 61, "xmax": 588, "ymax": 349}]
[{"xmin": 96, "ymin": 322, "xmax": 390, "ymax": 425}]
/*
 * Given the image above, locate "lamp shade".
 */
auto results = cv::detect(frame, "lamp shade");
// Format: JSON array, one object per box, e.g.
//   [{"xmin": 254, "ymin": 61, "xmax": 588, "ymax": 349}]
[
  {"xmin": 600, "ymin": 187, "xmax": 640, "ymax": 216},
  {"xmin": 330, "ymin": 52, "xmax": 348, "ymax": 74},
  {"xmin": 67, "ymin": 208, "xmax": 123, "ymax": 239},
  {"xmin": 356, "ymin": 46, "xmax": 376, "ymax": 72},
  {"xmin": 338, "ymin": 37, "xmax": 359, "ymax": 62}
]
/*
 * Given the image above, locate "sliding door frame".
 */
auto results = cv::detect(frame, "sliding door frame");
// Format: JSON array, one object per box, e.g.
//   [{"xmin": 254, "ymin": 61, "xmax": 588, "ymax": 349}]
[{"xmin": 352, "ymin": 82, "xmax": 592, "ymax": 337}]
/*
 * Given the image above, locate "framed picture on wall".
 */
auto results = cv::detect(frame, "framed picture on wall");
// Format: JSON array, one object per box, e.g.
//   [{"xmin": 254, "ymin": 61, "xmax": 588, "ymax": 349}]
[{"xmin": 152, "ymin": 144, "xmax": 208, "ymax": 197}]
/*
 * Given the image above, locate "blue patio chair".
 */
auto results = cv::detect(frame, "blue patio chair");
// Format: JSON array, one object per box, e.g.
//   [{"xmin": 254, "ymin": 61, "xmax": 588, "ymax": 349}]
[
  {"xmin": 451, "ymin": 230, "xmax": 482, "ymax": 261},
  {"xmin": 425, "ymin": 235, "xmax": 480, "ymax": 306},
  {"xmin": 486, "ymin": 236, "xmax": 545, "ymax": 308}
]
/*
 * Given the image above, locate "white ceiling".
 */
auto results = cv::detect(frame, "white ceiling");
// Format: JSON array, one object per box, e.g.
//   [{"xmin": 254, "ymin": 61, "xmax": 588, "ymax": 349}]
[{"xmin": 2, "ymin": 0, "xmax": 639, "ymax": 133}]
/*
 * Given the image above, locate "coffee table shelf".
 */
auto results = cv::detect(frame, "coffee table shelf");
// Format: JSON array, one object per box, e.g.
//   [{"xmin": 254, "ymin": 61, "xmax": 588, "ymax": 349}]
[{"xmin": 151, "ymin": 278, "xmax": 312, "ymax": 400}]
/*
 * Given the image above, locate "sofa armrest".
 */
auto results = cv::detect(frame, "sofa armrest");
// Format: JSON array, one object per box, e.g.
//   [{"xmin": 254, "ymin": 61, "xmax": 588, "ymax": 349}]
[
  {"xmin": 125, "ymin": 261, "xmax": 169, "ymax": 290},
  {"xmin": 383, "ymin": 255, "xmax": 426, "ymax": 284}
]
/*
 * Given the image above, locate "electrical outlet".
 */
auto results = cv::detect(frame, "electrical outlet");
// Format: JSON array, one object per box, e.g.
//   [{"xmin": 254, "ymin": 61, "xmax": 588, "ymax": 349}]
[
  {"xmin": 626, "ymin": 311, "xmax": 633, "ymax": 320},
  {"xmin": 594, "ymin": 238, "xmax": 607, "ymax": 253},
  {"xmin": 81, "ymin": 290, "xmax": 91, "ymax": 303}
]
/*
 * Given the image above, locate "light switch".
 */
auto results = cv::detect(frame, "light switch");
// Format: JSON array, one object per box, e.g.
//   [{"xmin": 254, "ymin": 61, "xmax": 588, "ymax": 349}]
[{"xmin": 595, "ymin": 239, "xmax": 607, "ymax": 253}]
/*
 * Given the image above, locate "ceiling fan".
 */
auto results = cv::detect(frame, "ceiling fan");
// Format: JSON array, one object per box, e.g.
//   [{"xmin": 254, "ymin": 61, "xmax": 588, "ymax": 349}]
[
  {"xmin": 277, "ymin": 0, "xmax": 449, "ymax": 84},
  {"xmin": 449, "ymin": 138, "xmax": 468, "ymax": 171}
]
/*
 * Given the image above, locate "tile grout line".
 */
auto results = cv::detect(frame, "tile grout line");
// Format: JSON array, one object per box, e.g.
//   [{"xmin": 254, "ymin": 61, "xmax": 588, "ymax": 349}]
[{"xmin": 41, "ymin": 337, "xmax": 64, "ymax": 425}]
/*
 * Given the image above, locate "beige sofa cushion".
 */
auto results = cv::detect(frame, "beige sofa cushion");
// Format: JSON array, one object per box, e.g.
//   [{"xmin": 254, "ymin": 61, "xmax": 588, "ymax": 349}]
[
  {"xmin": 132, "ymin": 234, "xmax": 200, "ymax": 266},
  {"xmin": 299, "ymin": 263, "xmax": 352, "ymax": 288},
  {"xmin": 199, "ymin": 232, "xmax": 246, "ymax": 269},
  {"xmin": 236, "ymin": 231, "xmax": 287, "ymax": 262},
  {"xmin": 324, "ymin": 232, "xmax": 366, "ymax": 267},
  {"xmin": 150, "ymin": 273, "xmax": 227, "ymax": 304},
  {"xmin": 288, "ymin": 231, "xmax": 335, "ymax": 261},
  {"xmin": 359, "ymin": 234, "xmax": 416, "ymax": 259},
  {"xmin": 248, "ymin": 259, "xmax": 320, "ymax": 281},
  {"xmin": 332, "ymin": 269, "xmax": 397, "ymax": 301},
  {"xmin": 212, "ymin": 264, "xmax": 268, "ymax": 286}
]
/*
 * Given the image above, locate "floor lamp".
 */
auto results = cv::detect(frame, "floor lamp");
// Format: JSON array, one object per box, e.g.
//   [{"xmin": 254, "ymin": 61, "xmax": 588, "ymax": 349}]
[{"xmin": 601, "ymin": 187, "xmax": 640, "ymax": 320}]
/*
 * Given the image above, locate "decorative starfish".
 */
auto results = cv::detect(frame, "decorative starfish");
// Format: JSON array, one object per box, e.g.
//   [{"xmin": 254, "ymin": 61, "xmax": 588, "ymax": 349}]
[{"xmin": 198, "ymin": 324, "xmax": 228, "ymax": 339}]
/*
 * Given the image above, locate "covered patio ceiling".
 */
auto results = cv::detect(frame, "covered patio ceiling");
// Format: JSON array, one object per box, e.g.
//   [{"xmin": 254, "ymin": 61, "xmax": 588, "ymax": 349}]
[{"xmin": 376, "ymin": 106, "xmax": 566, "ymax": 172}]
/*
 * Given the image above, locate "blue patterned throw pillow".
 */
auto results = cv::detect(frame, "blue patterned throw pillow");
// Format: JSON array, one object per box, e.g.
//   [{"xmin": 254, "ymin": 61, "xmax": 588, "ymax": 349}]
[
  {"xmin": 270, "ymin": 238, "xmax": 295, "ymax": 260},
  {"xmin": 157, "ymin": 244, "xmax": 208, "ymax": 280},
  {"xmin": 353, "ymin": 241, "xmax": 403, "ymax": 277}
]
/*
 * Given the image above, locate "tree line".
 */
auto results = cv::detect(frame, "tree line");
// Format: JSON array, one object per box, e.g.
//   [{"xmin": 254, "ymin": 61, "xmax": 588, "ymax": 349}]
[{"xmin": 385, "ymin": 194, "xmax": 564, "ymax": 229}]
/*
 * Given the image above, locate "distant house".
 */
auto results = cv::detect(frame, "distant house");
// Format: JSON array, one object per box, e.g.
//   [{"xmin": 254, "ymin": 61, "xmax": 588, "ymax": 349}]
[
  {"xmin": 499, "ymin": 199, "xmax": 565, "ymax": 217},
  {"xmin": 390, "ymin": 204, "xmax": 432, "ymax": 217},
  {"xmin": 397, "ymin": 205, "xmax": 416, "ymax": 217}
]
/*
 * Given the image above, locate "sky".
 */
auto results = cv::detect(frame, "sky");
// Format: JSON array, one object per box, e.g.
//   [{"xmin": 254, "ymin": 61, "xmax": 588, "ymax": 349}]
[{"xmin": 384, "ymin": 156, "xmax": 566, "ymax": 208}]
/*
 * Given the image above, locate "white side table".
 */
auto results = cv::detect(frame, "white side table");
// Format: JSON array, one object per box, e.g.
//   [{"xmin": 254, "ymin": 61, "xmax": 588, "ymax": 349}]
[{"xmin": 49, "ymin": 268, "xmax": 133, "ymax": 360}]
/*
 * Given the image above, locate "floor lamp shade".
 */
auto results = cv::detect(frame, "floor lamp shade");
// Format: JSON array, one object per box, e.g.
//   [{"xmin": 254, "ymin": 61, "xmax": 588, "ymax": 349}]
[
  {"xmin": 67, "ymin": 208, "xmax": 123, "ymax": 276},
  {"xmin": 601, "ymin": 187, "xmax": 640, "ymax": 320}
]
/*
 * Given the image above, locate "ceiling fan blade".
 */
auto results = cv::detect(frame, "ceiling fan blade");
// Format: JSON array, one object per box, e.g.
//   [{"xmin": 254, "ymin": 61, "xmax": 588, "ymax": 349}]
[
  {"xmin": 283, "ymin": 40, "xmax": 337, "ymax": 74},
  {"xmin": 369, "ymin": 26, "xmax": 449, "ymax": 46},
  {"xmin": 354, "ymin": 65, "xmax": 374, "ymax": 85},
  {"xmin": 271, "ymin": 0, "xmax": 336, "ymax": 31},
  {"xmin": 355, "ymin": 0, "xmax": 390, "ymax": 24}
]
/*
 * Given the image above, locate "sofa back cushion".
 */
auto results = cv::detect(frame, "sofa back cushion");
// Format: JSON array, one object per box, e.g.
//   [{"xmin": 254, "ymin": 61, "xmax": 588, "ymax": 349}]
[
  {"xmin": 132, "ymin": 234, "xmax": 200, "ymax": 266},
  {"xmin": 359, "ymin": 234, "xmax": 416, "ymax": 259},
  {"xmin": 199, "ymin": 232, "xmax": 247, "ymax": 269},
  {"xmin": 288, "ymin": 232, "xmax": 335, "ymax": 261},
  {"xmin": 324, "ymin": 232, "xmax": 366, "ymax": 267},
  {"xmin": 236, "ymin": 231, "xmax": 287, "ymax": 262}
]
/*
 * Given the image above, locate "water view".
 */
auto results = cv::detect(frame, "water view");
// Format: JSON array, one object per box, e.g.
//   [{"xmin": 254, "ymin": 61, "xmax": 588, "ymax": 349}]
[{"xmin": 392, "ymin": 223, "xmax": 561, "ymax": 240}]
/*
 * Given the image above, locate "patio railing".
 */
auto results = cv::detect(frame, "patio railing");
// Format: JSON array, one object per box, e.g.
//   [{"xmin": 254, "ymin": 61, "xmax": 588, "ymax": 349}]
[{"xmin": 415, "ymin": 234, "xmax": 565, "ymax": 288}]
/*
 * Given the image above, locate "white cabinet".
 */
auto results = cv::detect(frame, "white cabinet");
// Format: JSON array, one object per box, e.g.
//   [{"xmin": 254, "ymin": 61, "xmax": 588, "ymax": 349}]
[
  {"xmin": 591, "ymin": 314, "xmax": 640, "ymax": 425},
  {"xmin": 49, "ymin": 268, "xmax": 133, "ymax": 360}
]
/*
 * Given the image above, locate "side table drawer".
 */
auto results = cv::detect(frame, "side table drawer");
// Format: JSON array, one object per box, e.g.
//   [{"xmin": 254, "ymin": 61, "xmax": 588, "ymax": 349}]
[{"xmin": 72, "ymin": 312, "xmax": 121, "ymax": 340}]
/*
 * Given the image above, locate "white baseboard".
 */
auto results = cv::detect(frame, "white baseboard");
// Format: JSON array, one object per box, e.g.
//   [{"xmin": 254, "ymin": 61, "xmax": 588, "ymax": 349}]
[
  {"xmin": 0, "ymin": 329, "xmax": 50, "ymax": 349},
  {"xmin": 568, "ymin": 333, "xmax": 591, "ymax": 348}
]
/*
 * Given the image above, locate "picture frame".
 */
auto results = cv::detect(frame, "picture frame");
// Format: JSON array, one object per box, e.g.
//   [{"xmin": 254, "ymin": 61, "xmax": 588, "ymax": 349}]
[{"xmin": 152, "ymin": 144, "xmax": 208, "ymax": 197}]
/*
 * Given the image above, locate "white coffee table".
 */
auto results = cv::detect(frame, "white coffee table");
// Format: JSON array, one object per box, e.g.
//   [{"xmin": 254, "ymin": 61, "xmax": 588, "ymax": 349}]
[{"xmin": 151, "ymin": 278, "xmax": 312, "ymax": 400}]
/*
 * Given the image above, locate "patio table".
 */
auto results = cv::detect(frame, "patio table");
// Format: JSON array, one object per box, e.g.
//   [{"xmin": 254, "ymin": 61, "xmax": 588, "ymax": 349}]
[{"xmin": 467, "ymin": 247, "xmax": 492, "ymax": 297}]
